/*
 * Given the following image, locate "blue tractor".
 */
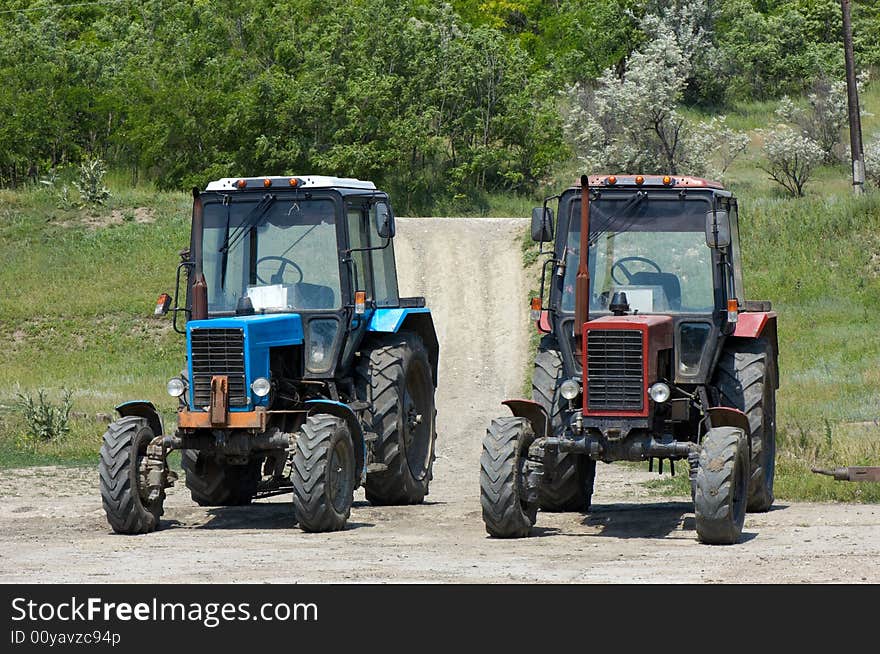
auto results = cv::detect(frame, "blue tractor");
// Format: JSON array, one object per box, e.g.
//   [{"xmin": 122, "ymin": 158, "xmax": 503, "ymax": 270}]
[{"xmin": 99, "ymin": 175, "xmax": 439, "ymax": 533}]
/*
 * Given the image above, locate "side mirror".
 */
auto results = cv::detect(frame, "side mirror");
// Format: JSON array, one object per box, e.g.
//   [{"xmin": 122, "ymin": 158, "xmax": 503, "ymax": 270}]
[
  {"xmin": 375, "ymin": 202, "xmax": 395, "ymax": 239},
  {"xmin": 705, "ymin": 210, "xmax": 731, "ymax": 249},
  {"xmin": 154, "ymin": 293, "xmax": 172, "ymax": 316},
  {"xmin": 531, "ymin": 206, "xmax": 554, "ymax": 242}
]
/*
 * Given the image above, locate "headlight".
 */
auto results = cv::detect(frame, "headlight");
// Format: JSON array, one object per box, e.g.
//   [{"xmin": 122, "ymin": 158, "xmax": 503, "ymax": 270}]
[
  {"xmin": 649, "ymin": 382, "xmax": 671, "ymax": 403},
  {"xmin": 251, "ymin": 377, "xmax": 271, "ymax": 397},
  {"xmin": 166, "ymin": 377, "xmax": 186, "ymax": 397},
  {"xmin": 560, "ymin": 378, "xmax": 580, "ymax": 400}
]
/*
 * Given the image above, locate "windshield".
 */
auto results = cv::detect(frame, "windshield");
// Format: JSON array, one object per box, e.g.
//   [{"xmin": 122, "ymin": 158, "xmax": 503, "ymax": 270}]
[
  {"xmin": 200, "ymin": 196, "xmax": 341, "ymax": 313},
  {"xmin": 561, "ymin": 195, "xmax": 715, "ymax": 314}
]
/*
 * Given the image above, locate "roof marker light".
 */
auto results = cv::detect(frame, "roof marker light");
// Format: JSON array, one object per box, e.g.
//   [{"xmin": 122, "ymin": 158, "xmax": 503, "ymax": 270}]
[
  {"xmin": 263, "ymin": 178, "xmax": 272, "ymax": 188},
  {"xmin": 663, "ymin": 175, "xmax": 673, "ymax": 185},
  {"xmin": 606, "ymin": 175, "xmax": 617, "ymax": 185},
  {"xmin": 289, "ymin": 177, "xmax": 300, "ymax": 187},
  {"xmin": 235, "ymin": 179, "xmax": 247, "ymax": 189},
  {"xmin": 635, "ymin": 175, "xmax": 645, "ymax": 185}
]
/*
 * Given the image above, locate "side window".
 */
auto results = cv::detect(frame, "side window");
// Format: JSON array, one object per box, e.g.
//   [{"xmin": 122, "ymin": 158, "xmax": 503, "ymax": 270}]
[
  {"xmin": 369, "ymin": 202, "xmax": 399, "ymax": 307},
  {"xmin": 347, "ymin": 206, "xmax": 371, "ymax": 300}
]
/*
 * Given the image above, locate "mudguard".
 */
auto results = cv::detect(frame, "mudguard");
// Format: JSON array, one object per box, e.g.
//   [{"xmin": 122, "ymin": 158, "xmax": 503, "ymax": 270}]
[
  {"xmin": 707, "ymin": 407, "xmax": 751, "ymax": 437},
  {"xmin": 502, "ymin": 399, "xmax": 550, "ymax": 439},
  {"xmin": 115, "ymin": 400, "xmax": 164, "ymax": 437},
  {"xmin": 368, "ymin": 307, "xmax": 439, "ymax": 385},
  {"xmin": 731, "ymin": 311, "xmax": 779, "ymax": 389},
  {"xmin": 304, "ymin": 399, "xmax": 367, "ymax": 485}
]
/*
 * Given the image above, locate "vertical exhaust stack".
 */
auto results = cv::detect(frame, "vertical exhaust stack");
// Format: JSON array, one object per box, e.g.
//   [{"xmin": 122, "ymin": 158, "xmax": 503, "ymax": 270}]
[
  {"xmin": 575, "ymin": 175, "xmax": 591, "ymax": 355},
  {"xmin": 190, "ymin": 187, "xmax": 208, "ymax": 321}
]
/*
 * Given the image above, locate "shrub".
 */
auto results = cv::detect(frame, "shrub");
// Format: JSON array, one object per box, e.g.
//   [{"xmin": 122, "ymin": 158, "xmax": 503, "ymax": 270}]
[
  {"xmin": 16, "ymin": 389, "xmax": 73, "ymax": 451},
  {"xmin": 865, "ymin": 133, "xmax": 880, "ymax": 188},
  {"xmin": 72, "ymin": 158, "xmax": 111, "ymax": 206},
  {"xmin": 760, "ymin": 126, "xmax": 824, "ymax": 197}
]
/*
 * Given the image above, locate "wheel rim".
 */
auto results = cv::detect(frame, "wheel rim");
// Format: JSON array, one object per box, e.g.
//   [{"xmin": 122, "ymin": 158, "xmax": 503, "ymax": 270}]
[
  {"xmin": 327, "ymin": 438, "xmax": 354, "ymax": 513},
  {"xmin": 133, "ymin": 427, "xmax": 160, "ymax": 514},
  {"xmin": 402, "ymin": 358, "xmax": 433, "ymax": 480}
]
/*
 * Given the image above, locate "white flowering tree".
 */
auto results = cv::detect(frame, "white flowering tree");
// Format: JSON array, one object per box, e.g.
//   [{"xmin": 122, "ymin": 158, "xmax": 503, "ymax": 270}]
[
  {"xmin": 760, "ymin": 126, "xmax": 824, "ymax": 197},
  {"xmin": 865, "ymin": 133, "xmax": 880, "ymax": 188},
  {"xmin": 563, "ymin": 2, "xmax": 747, "ymax": 179}
]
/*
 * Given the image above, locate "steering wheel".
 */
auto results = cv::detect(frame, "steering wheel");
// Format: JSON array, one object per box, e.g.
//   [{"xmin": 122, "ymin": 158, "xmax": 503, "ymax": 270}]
[
  {"xmin": 255, "ymin": 255, "xmax": 304, "ymax": 285},
  {"xmin": 610, "ymin": 256, "xmax": 662, "ymax": 284}
]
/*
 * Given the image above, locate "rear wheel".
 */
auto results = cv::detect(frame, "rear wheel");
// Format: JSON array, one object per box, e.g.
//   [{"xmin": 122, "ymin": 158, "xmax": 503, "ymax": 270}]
[
  {"xmin": 532, "ymin": 336, "xmax": 595, "ymax": 511},
  {"xmin": 356, "ymin": 332, "xmax": 437, "ymax": 505},
  {"xmin": 291, "ymin": 414, "xmax": 356, "ymax": 532},
  {"xmin": 694, "ymin": 426, "xmax": 749, "ymax": 545},
  {"xmin": 480, "ymin": 417, "xmax": 538, "ymax": 538},
  {"xmin": 715, "ymin": 338, "xmax": 776, "ymax": 512},
  {"xmin": 181, "ymin": 450, "xmax": 261, "ymax": 506},
  {"xmin": 99, "ymin": 417, "xmax": 163, "ymax": 534}
]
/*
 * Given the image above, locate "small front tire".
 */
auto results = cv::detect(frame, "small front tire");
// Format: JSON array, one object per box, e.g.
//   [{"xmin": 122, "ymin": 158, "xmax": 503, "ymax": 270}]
[
  {"xmin": 694, "ymin": 426, "xmax": 749, "ymax": 545},
  {"xmin": 291, "ymin": 414, "xmax": 356, "ymax": 533},
  {"xmin": 99, "ymin": 417, "xmax": 163, "ymax": 535},
  {"xmin": 480, "ymin": 417, "xmax": 538, "ymax": 538}
]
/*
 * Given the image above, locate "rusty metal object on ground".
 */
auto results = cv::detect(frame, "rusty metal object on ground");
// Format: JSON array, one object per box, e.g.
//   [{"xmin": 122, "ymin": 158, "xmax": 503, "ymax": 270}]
[{"xmin": 811, "ymin": 466, "xmax": 880, "ymax": 482}]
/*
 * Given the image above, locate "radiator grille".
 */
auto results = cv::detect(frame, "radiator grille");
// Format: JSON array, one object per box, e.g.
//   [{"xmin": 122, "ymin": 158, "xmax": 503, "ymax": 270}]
[
  {"xmin": 190, "ymin": 328, "xmax": 247, "ymax": 409},
  {"xmin": 586, "ymin": 329, "xmax": 644, "ymax": 412}
]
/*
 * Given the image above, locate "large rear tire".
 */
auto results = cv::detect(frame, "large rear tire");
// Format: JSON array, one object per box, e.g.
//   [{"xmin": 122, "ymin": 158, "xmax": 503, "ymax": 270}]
[
  {"xmin": 714, "ymin": 338, "xmax": 776, "ymax": 512},
  {"xmin": 694, "ymin": 426, "xmax": 749, "ymax": 545},
  {"xmin": 480, "ymin": 417, "xmax": 538, "ymax": 538},
  {"xmin": 181, "ymin": 450, "xmax": 261, "ymax": 507},
  {"xmin": 356, "ymin": 332, "xmax": 437, "ymax": 506},
  {"xmin": 531, "ymin": 336, "xmax": 595, "ymax": 511},
  {"xmin": 99, "ymin": 417, "xmax": 163, "ymax": 534},
  {"xmin": 291, "ymin": 414, "xmax": 356, "ymax": 533}
]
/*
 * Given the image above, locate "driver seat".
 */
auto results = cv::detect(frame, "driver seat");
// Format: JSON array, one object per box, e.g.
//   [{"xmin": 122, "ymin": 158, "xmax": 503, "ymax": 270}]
[
  {"xmin": 292, "ymin": 282, "xmax": 335, "ymax": 310},
  {"xmin": 628, "ymin": 272, "xmax": 682, "ymax": 311}
]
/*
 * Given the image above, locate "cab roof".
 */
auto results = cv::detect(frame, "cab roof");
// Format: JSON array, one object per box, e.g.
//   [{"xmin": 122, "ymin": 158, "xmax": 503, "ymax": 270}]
[
  {"xmin": 205, "ymin": 175, "xmax": 377, "ymax": 192},
  {"xmin": 572, "ymin": 174, "xmax": 725, "ymax": 190}
]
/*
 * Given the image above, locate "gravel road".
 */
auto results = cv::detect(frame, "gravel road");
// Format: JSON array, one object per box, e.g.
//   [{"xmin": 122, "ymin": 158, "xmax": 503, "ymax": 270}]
[{"xmin": 1, "ymin": 217, "xmax": 878, "ymax": 583}]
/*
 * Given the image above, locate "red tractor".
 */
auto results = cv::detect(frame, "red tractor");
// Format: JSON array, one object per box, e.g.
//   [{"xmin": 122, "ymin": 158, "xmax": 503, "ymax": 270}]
[{"xmin": 480, "ymin": 174, "xmax": 778, "ymax": 544}]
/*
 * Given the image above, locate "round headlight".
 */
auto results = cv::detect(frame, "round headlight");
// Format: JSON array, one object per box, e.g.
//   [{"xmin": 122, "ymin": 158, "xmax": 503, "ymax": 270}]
[
  {"xmin": 251, "ymin": 377, "xmax": 271, "ymax": 398},
  {"xmin": 560, "ymin": 378, "xmax": 580, "ymax": 401},
  {"xmin": 166, "ymin": 377, "xmax": 186, "ymax": 398},
  {"xmin": 649, "ymin": 382, "xmax": 671, "ymax": 403}
]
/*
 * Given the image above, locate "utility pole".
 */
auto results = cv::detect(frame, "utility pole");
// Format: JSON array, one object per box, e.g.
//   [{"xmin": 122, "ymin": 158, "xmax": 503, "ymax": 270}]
[{"xmin": 841, "ymin": 0, "xmax": 865, "ymax": 194}]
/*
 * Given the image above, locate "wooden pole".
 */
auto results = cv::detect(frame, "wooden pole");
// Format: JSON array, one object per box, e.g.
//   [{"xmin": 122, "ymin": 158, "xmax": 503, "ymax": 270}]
[{"xmin": 841, "ymin": 0, "xmax": 865, "ymax": 194}]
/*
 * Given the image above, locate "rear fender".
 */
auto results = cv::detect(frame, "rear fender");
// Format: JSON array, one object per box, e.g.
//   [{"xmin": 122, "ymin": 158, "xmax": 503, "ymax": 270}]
[
  {"xmin": 732, "ymin": 312, "xmax": 779, "ymax": 389},
  {"xmin": 304, "ymin": 399, "xmax": 366, "ymax": 485},
  {"xmin": 115, "ymin": 400, "xmax": 164, "ymax": 437},
  {"xmin": 502, "ymin": 399, "xmax": 550, "ymax": 439},
  {"xmin": 368, "ymin": 308, "xmax": 439, "ymax": 386}
]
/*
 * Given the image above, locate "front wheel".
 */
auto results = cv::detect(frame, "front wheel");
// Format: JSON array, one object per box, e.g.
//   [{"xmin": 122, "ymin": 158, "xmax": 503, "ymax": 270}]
[
  {"xmin": 694, "ymin": 426, "xmax": 749, "ymax": 545},
  {"xmin": 291, "ymin": 414, "xmax": 356, "ymax": 533},
  {"xmin": 480, "ymin": 417, "xmax": 538, "ymax": 538},
  {"xmin": 99, "ymin": 417, "xmax": 164, "ymax": 534}
]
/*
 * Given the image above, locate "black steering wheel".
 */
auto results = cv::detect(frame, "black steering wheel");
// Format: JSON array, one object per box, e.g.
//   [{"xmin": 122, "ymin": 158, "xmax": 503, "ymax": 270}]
[
  {"xmin": 610, "ymin": 256, "xmax": 662, "ymax": 284},
  {"xmin": 255, "ymin": 255, "xmax": 304, "ymax": 285}
]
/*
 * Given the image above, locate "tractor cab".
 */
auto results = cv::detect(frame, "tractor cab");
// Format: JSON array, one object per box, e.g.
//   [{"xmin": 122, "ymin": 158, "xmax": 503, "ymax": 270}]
[{"xmin": 533, "ymin": 174, "xmax": 747, "ymax": 387}]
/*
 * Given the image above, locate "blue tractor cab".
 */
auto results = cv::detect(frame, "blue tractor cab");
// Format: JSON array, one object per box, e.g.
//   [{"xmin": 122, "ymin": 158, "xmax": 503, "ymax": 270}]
[{"xmin": 99, "ymin": 175, "xmax": 439, "ymax": 534}]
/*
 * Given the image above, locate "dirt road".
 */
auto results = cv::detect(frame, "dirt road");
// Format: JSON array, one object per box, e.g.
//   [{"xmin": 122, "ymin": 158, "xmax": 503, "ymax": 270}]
[{"xmin": 1, "ymin": 217, "xmax": 879, "ymax": 583}]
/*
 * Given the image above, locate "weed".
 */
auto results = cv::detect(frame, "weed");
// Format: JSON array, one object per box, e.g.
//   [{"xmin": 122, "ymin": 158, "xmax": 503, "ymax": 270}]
[{"xmin": 15, "ymin": 389, "xmax": 73, "ymax": 452}]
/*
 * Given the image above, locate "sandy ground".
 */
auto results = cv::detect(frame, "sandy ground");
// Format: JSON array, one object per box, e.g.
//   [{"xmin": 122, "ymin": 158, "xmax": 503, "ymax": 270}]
[{"xmin": 1, "ymin": 217, "xmax": 879, "ymax": 583}]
